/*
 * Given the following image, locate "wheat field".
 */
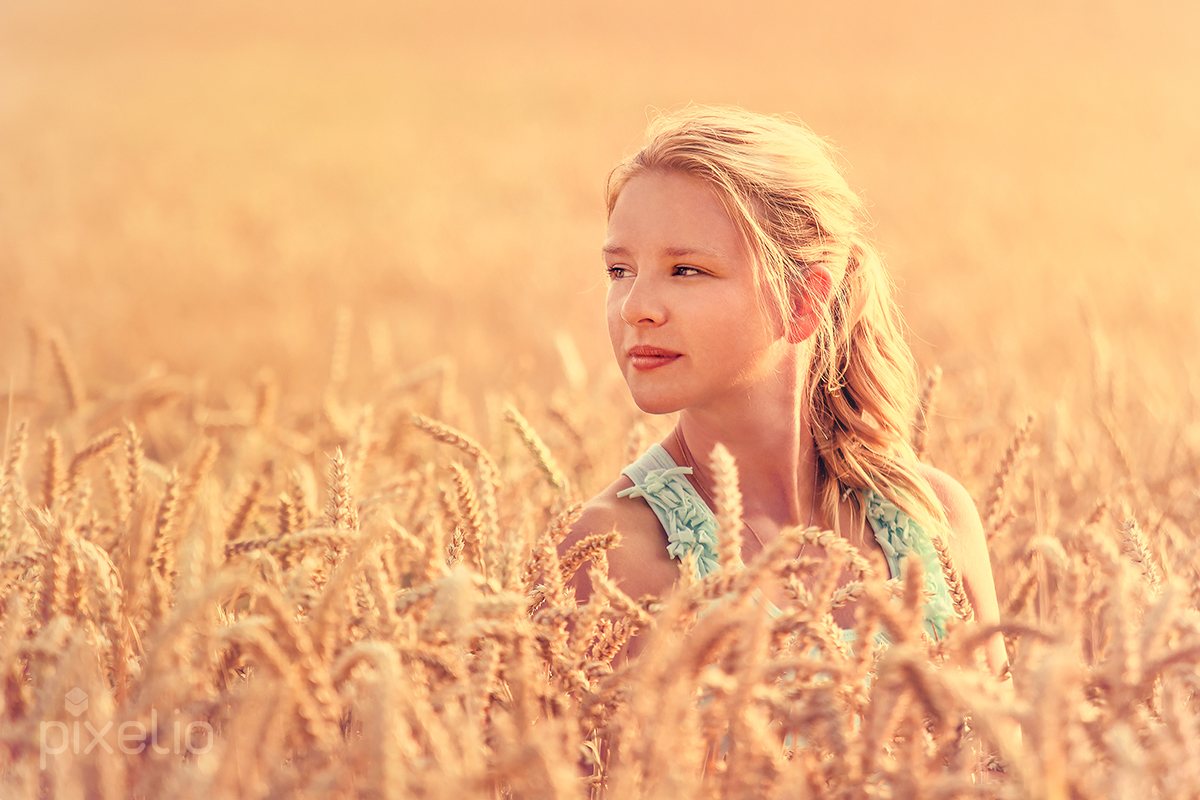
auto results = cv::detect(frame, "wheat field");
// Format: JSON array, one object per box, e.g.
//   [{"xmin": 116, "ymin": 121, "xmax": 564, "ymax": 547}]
[{"xmin": 1, "ymin": 0, "xmax": 1199, "ymax": 798}]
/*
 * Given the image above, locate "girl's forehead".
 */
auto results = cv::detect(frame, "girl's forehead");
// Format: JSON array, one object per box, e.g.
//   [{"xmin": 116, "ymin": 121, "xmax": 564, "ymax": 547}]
[{"xmin": 605, "ymin": 170, "xmax": 749, "ymax": 257}]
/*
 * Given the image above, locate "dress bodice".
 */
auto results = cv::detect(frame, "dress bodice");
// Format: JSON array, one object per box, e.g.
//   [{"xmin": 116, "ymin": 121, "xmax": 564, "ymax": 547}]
[{"xmin": 618, "ymin": 443, "xmax": 955, "ymax": 639}]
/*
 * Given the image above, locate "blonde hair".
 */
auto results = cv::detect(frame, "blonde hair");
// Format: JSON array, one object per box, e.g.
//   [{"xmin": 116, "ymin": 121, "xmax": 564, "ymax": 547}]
[{"xmin": 606, "ymin": 105, "xmax": 948, "ymax": 538}]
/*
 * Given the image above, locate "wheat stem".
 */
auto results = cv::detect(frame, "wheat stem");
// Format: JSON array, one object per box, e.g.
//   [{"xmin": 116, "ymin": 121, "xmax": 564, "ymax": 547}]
[
  {"xmin": 503, "ymin": 403, "xmax": 569, "ymax": 495},
  {"xmin": 983, "ymin": 413, "xmax": 1035, "ymax": 538}
]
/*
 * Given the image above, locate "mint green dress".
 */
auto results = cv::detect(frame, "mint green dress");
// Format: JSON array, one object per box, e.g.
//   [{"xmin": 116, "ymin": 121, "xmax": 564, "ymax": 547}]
[{"xmin": 618, "ymin": 443, "xmax": 955, "ymax": 639}]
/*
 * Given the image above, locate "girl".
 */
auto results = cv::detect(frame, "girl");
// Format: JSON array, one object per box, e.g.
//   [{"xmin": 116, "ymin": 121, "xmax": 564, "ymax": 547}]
[{"xmin": 563, "ymin": 106, "xmax": 1005, "ymax": 676}]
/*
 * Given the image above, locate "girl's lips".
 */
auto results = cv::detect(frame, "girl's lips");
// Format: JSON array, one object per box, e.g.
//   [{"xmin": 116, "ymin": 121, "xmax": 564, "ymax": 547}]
[
  {"xmin": 627, "ymin": 346, "xmax": 682, "ymax": 371},
  {"xmin": 630, "ymin": 354, "xmax": 681, "ymax": 371}
]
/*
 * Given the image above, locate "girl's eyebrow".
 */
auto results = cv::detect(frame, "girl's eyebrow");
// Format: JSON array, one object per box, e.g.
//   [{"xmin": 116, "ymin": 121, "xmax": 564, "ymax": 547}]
[
  {"xmin": 663, "ymin": 246, "xmax": 721, "ymax": 259},
  {"xmin": 601, "ymin": 244, "xmax": 721, "ymax": 259}
]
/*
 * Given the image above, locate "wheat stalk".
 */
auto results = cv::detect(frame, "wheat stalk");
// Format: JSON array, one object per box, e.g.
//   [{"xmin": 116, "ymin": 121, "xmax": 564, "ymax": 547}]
[
  {"xmin": 709, "ymin": 442, "xmax": 744, "ymax": 574},
  {"xmin": 40, "ymin": 429, "xmax": 65, "ymax": 509},
  {"xmin": 65, "ymin": 427, "xmax": 122, "ymax": 492},
  {"xmin": 1, "ymin": 419, "xmax": 28, "ymax": 494},
  {"xmin": 325, "ymin": 446, "xmax": 359, "ymax": 532},
  {"xmin": 932, "ymin": 534, "xmax": 975, "ymax": 622},
  {"xmin": 911, "ymin": 364, "xmax": 942, "ymax": 460},
  {"xmin": 47, "ymin": 332, "xmax": 85, "ymax": 412},
  {"xmin": 560, "ymin": 531, "xmax": 621, "ymax": 585},
  {"xmin": 411, "ymin": 411, "xmax": 500, "ymax": 555},
  {"xmin": 1121, "ymin": 515, "xmax": 1162, "ymax": 594},
  {"xmin": 225, "ymin": 477, "xmax": 265, "ymax": 543},
  {"xmin": 225, "ymin": 525, "xmax": 355, "ymax": 559},
  {"xmin": 277, "ymin": 491, "xmax": 298, "ymax": 536},
  {"xmin": 503, "ymin": 402, "xmax": 569, "ymax": 495},
  {"xmin": 123, "ymin": 420, "xmax": 145, "ymax": 507},
  {"xmin": 983, "ymin": 412, "xmax": 1035, "ymax": 539},
  {"xmin": 449, "ymin": 460, "xmax": 486, "ymax": 578},
  {"xmin": 1004, "ymin": 566, "xmax": 1038, "ymax": 617},
  {"xmin": 254, "ymin": 369, "xmax": 279, "ymax": 430},
  {"xmin": 6, "ymin": 288, "xmax": 1200, "ymax": 799}
]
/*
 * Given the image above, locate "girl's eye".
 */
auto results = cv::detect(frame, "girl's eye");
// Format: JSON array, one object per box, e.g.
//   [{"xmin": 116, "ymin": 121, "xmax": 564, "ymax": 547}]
[
  {"xmin": 606, "ymin": 265, "xmax": 631, "ymax": 280},
  {"xmin": 674, "ymin": 265, "xmax": 702, "ymax": 277}
]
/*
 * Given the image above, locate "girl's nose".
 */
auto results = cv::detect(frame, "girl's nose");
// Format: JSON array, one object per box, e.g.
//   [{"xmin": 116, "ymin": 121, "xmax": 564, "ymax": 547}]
[{"xmin": 619, "ymin": 275, "xmax": 667, "ymax": 326}]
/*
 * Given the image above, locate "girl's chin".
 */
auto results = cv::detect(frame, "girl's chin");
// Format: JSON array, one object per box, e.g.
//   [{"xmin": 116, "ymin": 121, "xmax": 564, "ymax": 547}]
[
  {"xmin": 633, "ymin": 402, "xmax": 684, "ymax": 416},
  {"xmin": 626, "ymin": 390, "xmax": 688, "ymax": 416}
]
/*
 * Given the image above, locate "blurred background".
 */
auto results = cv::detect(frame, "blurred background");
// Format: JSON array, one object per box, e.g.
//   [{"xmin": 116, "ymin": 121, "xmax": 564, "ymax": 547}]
[
  {"xmin": 1, "ymin": 0, "xmax": 1197, "ymax": 447},
  {"xmin": 3, "ymin": 6, "xmax": 1200, "ymax": 792}
]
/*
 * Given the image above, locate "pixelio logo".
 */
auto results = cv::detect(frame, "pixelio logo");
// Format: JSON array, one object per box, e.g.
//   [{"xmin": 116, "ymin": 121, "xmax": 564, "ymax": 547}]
[
  {"xmin": 64, "ymin": 687, "xmax": 89, "ymax": 717},
  {"xmin": 41, "ymin": 687, "xmax": 214, "ymax": 768}
]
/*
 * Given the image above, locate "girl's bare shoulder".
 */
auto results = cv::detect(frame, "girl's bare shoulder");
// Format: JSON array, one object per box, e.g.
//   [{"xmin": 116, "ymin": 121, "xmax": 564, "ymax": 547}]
[
  {"xmin": 912, "ymin": 463, "xmax": 982, "ymax": 535},
  {"xmin": 561, "ymin": 475, "xmax": 670, "ymax": 558},
  {"xmin": 558, "ymin": 475, "xmax": 678, "ymax": 601},
  {"xmin": 913, "ymin": 462, "xmax": 1000, "ymax": 614},
  {"xmin": 913, "ymin": 460, "xmax": 1006, "ymax": 673}
]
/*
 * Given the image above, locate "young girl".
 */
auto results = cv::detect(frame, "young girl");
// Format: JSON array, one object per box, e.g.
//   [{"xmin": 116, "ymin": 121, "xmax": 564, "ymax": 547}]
[{"xmin": 563, "ymin": 106, "xmax": 1006, "ymax": 676}]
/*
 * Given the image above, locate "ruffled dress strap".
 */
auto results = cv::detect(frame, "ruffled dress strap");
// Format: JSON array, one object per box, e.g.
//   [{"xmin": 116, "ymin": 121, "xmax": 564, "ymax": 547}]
[
  {"xmin": 619, "ymin": 446, "xmax": 795, "ymax": 625},
  {"xmin": 862, "ymin": 489, "xmax": 955, "ymax": 639},
  {"xmin": 617, "ymin": 445, "xmax": 953, "ymax": 639},
  {"xmin": 618, "ymin": 444, "xmax": 721, "ymax": 578}
]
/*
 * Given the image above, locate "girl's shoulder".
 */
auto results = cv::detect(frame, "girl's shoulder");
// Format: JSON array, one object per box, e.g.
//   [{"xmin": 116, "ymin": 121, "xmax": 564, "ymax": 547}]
[
  {"xmin": 910, "ymin": 462, "xmax": 982, "ymax": 538},
  {"xmin": 911, "ymin": 461, "xmax": 1001, "ymax": 633},
  {"xmin": 558, "ymin": 474, "xmax": 681, "ymax": 603},
  {"xmin": 566, "ymin": 474, "xmax": 652, "ymax": 548}
]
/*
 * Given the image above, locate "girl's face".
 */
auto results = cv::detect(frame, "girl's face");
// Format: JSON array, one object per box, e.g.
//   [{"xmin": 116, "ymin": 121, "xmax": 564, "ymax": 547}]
[{"xmin": 603, "ymin": 169, "xmax": 791, "ymax": 415}]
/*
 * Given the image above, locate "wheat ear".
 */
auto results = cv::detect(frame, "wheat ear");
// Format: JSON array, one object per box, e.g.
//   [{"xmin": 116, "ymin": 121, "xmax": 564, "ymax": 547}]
[
  {"xmin": 560, "ymin": 531, "xmax": 621, "ymax": 584},
  {"xmin": 254, "ymin": 369, "xmax": 279, "ymax": 430},
  {"xmin": 1, "ymin": 419, "xmax": 28, "ymax": 498},
  {"xmin": 276, "ymin": 491, "xmax": 297, "ymax": 538},
  {"xmin": 0, "ymin": 420, "xmax": 28, "ymax": 550},
  {"xmin": 226, "ymin": 526, "xmax": 354, "ymax": 560},
  {"xmin": 41, "ymin": 430, "xmax": 64, "ymax": 509},
  {"xmin": 225, "ymin": 477, "xmax": 265, "ymax": 543},
  {"xmin": 145, "ymin": 441, "xmax": 219, "ymax": 618},
  {"xmin": 325, "ymin": 447, "xmax": 359, "ymax": 532},
  {"xmin": 982, "ymin": 413, "xmax": 1035, "ymax": 538},
  {"xmin": 1004, "ymin": 566, "xmax": 1038, "ymax": 617},
  {"xmin": 410, "ymin": 411, "xmax": 500, "ymax": 549},
  {"xmin": 932, "ymin": 535, "xmax": 975, "ymax": 621},
  {"xmin": 410, "ymin": 412, "xmax": 498, "ymax": 473},
  {"xmin": 32, "ymin": 508, "xmax": 74, "ymax": 625},
  {"xmin": 172, "ymin": 438, "xmax": 220, "ymax": 539},
  {"xmin": 47, "ymin": 332, "xmax": 85, "ymax": 412},
  {"xmin": 449, "ymin": 461, "xmax": 486, "ymax": 578},
  {"xmin": 289, "ymin": 469, "xmax": 313, "ymax": 530},
  {"xmin": 1121, "ymin": 515, "xmax": 1162, "ymax": 594},
  {"xmin": 502, "ymin": 403, "xmax": 568, "ymax": 494},
  {"xmin": 709, "ymin": 442, "xmax": 744, "ymax": 573},
  {"xmin": 528, "ymin": 503, "xmax": 581, "ymax": 607},
  {"xmin": 151, "ymin": 469, "xmax": 181, "ymax": 577},
  {"xmin": 65, "ymin": 427, "xmax": 122, "ymax": 492},
  {"xmin": 911, "ymin": 365, "xmax": 942, "ymax": 460},
  {"xmin": 123, "ymin": 420, "xmax": 144, "ymax": 506}
]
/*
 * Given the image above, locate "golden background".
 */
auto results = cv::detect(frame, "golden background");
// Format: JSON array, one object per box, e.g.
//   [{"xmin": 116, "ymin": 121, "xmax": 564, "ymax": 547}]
[
  {"xmin": 1, "ymin": 0, "xmax": 1197, "ymax": 489},
  {"xmin": 3, "ymin": 4, "xmax": 1200, "ymax": 794}
]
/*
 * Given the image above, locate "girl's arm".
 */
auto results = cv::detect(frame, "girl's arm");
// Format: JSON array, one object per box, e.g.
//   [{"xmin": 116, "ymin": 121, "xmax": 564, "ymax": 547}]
[
  {"xmin": 917, "ymin": 464, "xmax": 1009, "ymax": 678},
  {"xmin": 557, "ymin": 480, "xmax": 680, "ymax": 660}
]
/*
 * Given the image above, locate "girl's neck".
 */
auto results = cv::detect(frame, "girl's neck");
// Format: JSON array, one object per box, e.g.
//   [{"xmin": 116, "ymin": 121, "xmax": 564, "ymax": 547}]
[{"xmin": 665, "ymin": 387, "xmax": 819, "ymax": 531}]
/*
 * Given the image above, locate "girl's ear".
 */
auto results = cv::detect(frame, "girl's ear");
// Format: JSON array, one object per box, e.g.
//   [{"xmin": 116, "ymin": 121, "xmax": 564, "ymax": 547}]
[{"xmin": 786, "ymin": 266, "xmax": 833, "ymax": 344}]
